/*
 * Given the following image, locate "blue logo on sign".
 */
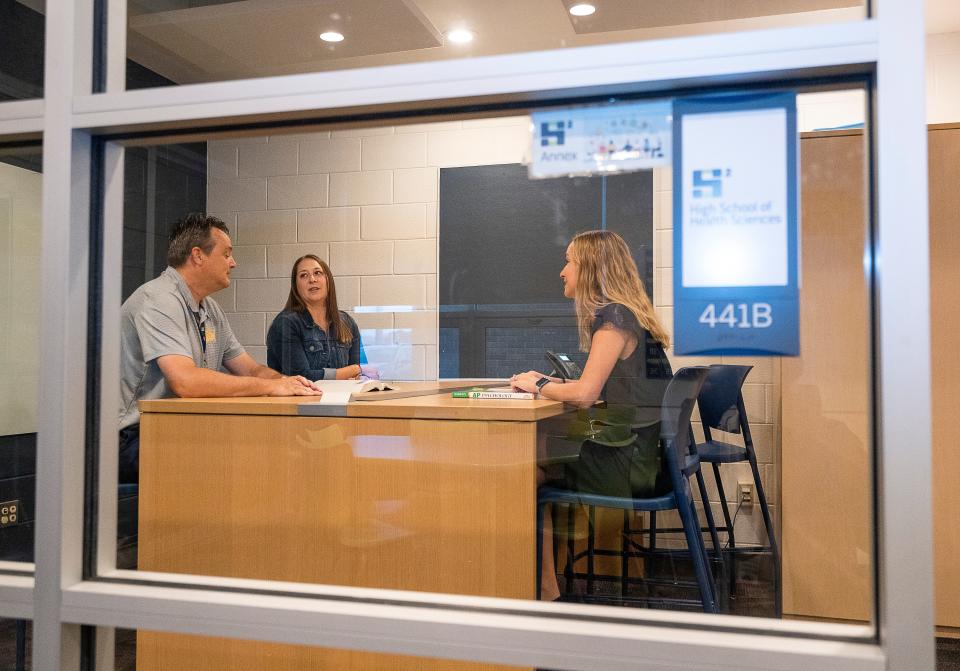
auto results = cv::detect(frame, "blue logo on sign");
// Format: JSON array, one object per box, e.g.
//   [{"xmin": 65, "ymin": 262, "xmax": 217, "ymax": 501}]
[
  {"xmin": 540, "ymin": 121, "xmax": 572, "ymax": 146},
  {"xmin": 692, "ymin": 168, "xmax": 726, "ymax": 198}
]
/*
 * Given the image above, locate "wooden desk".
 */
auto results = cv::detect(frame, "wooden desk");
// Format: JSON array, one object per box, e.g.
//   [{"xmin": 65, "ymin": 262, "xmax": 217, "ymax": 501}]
[{"xmin": 136, "ymin": 384, "xmax": 567, "ymax": 670}]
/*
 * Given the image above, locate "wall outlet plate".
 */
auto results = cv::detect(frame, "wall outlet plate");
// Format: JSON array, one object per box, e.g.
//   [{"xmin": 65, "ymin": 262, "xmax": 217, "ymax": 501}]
[
  {"xmin": 737, "ymin": 482, "xmax": 754, "ymax": 507},
  {"xmin": 0, "ymin": 500, "xmax": 20, "ymax": 527}
]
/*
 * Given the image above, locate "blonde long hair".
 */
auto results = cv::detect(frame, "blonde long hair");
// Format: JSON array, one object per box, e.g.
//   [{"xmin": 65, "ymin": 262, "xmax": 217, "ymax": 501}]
[{"xmin": 569, "ymin": 230, "xmax": 670, "ymax": 351}]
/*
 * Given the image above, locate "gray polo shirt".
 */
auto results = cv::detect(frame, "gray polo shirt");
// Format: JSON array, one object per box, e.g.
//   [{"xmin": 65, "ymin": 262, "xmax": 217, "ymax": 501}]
[{"xmin": 119, "ymin": 266, "xmax": 244, "ymax": 430}]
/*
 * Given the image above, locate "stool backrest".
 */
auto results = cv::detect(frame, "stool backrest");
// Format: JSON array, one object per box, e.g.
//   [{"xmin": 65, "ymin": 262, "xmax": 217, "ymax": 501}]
[
  {"xmin": 660, "ymin": 367, "xmax": 709, "ymax": 490},
  {"xmin": 697, "ymin": 364, "xmax": 753, "ymax": 434}
]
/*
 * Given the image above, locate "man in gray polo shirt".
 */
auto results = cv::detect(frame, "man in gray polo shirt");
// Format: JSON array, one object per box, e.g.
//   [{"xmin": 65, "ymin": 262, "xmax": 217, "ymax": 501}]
[{"xmin": 118, "ymin": 213, "xmax": 321, "ymax": 483}]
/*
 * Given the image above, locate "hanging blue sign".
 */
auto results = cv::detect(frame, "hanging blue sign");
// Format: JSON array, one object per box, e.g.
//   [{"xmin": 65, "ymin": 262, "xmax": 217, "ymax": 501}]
[{"xmin": 673, "ymin": 92, "xmax": 800, "ymax": 356}]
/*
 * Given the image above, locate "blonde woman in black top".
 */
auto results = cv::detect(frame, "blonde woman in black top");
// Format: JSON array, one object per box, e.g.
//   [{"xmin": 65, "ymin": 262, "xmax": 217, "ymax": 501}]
[{"xmin": 511, "ymin": 230, "xmax": 672, "ymax": 599}]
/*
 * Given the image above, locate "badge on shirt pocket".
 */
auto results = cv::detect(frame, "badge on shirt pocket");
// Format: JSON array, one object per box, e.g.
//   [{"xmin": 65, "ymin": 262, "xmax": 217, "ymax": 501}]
[{"xmin": 205, "ymin": 325, "xmax": 217, "ymax": 343}]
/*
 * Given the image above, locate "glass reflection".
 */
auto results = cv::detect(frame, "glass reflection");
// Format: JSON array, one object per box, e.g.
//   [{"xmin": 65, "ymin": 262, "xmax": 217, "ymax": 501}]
[
  {"xmin": 0, "ymin": 618, "xmax": 30, "ymax": 671},
  {"xmin": 124, "ymin": 0, "xmax": 866, "ymax": 89},
  {"xmin": 115, "ymin": 91, "xmax": 873, "ymax": 638},
  {"xmin": 0, "ymin": 146, "xmax": 42, "ymax": 566},
  {"xmin": 0, "ymin": 1, "xmax": 44, "ymax": 101}
]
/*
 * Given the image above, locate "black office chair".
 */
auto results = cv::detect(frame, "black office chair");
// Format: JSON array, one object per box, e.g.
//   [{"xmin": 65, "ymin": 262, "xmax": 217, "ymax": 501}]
[
  {"xmin": 536, "ymin": 366, "xmax": 720, "ymax": 613},
  {"xmin": 694, "ymin": 364, "xmax": 780, "ymax": 614}
]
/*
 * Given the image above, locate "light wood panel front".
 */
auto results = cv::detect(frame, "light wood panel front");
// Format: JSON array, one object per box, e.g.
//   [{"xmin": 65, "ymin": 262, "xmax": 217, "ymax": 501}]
[
  {"xmin": 782, "ymin": 130, "xmax": 872, "ymax": 621},
  {"xmin": 929, "ymin": 124, "xmax": 960, "ymax": 629},
  {"xmin": 782, "ymin": 126, "xmax": 960, "ymax": 628},
  {"xmin": 137, "ymin": 411, "xmax": 538, "ymax": 670}
]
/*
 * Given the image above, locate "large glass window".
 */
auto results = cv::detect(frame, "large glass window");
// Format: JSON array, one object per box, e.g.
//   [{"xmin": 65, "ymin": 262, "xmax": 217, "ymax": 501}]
[
  {"xmin": 98, "ymin": 83, "xmax": 878, "ymax": 654},
  {"xmin": 0, "ymin": 618, "xmax": 31, "ymax": 671},
  {"xmin": 121, "ymin": 0, "xmax": 867, "ymax": 90},
  {"xmin": 0, "ymin": 1, "xmax": 45, "ymax": 101},
  {"xmin": 0, "ymin": 144, "xmax": 42, "ymax": 570}
]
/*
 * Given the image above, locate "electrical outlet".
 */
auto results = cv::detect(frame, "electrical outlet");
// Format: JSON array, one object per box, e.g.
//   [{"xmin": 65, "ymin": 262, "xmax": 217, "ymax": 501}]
[
  {"xmin": 0, "ymin": 500, "xmax": 20, "ymax": 527},
  {"xmin": 737, "ymin": 481, "xmax": 754, "ymax": 507}
]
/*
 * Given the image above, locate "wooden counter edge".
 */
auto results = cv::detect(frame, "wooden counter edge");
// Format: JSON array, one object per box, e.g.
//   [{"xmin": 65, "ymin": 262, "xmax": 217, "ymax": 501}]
[{"xmin": 139, "ymin": 393, "xmax": 568, "ymax": 422}]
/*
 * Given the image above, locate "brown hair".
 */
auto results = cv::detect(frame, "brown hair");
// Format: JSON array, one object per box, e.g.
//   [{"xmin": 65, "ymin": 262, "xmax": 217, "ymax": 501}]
[
  {"xmin": 167, "ymin": 213, "xmax": 230, "ymax": 267},
  {"xmin": 283, "ymin": 255, "xmax": 352, "ymax": 344},
  {"xmin": 568, "ymin": 230, "xmax": 670, "ymax": 351}
]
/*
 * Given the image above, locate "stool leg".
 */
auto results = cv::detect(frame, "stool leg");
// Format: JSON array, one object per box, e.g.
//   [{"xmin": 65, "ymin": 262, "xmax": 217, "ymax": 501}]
[
  {"xmin": 621, "ymin": 510, "xmax": 630, "ymax": 599},
  {"xmin": 565, "ymin": 503, "xmax": 576, "ymax": 592},
  {"xmin": 649, "ymin": 510, "xmax": 658, "ymax": 581},
  {"xmin": 696, "ymin": 470, "xmax": 724, "ymax": 562},
  {"xmin": 712, "ymin": 462, "xmax": 737, "ymax": 600},
  {"xmin": 712, "ymin": 463, "xmax": 735, "ymax": 548},
  {"xmin": 16, "ymin": 619, "xmax": 27, "ymax": 671},
  {"xmin": 586, "ymin": 506, "xmax": 596, "ymax": 597},
  {"xmin": 536, "ymin": 501, "xmax": 544, "ymax": 600},
  {"xmin": 696, "ymin": 469, "xmax": 727, "ymax": 608},
  {"xmin": 749, "ymin": 454, "xmax": 781, "ymax": 615}
]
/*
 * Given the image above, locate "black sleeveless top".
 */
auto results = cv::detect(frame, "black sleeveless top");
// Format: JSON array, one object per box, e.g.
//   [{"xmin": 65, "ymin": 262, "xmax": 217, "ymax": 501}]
[{"xmin": 591, "ymin": 303, "xmax": 672, "ymax": 429}]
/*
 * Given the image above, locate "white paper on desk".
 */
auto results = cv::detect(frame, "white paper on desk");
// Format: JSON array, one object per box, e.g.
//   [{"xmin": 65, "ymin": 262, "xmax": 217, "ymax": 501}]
[{"xmin": 309, "ymin": 379, "xmax": 396, "ymax": 404}]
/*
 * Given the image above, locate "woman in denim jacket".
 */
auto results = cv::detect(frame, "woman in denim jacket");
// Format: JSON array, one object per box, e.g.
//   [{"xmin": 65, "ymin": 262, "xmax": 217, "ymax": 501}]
[{"xmin": 267, "ymin": 254, "xmax": 378, "ymax": 381}]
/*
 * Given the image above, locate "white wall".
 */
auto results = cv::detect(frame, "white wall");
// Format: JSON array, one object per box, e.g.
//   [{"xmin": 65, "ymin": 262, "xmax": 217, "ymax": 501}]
[
  {"xmin": 207, "ymin": 117, "xmax": 530, "ymax": 379},
  {"xmin": 792, "ymin": 33, "xmax": 960, "ymax": 130},
  {"xmin": 928, "ymin": 32, "xmax": 960, "ymax": 123},
  {"xmin": 0, "ymin": 161, "xmax": 41, "ymax": 435}
]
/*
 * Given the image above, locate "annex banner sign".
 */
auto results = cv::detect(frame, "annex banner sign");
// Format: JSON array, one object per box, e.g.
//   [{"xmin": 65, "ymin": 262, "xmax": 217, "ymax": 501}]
[{"xmin": 529, "ymin": 100, "xmax": 672, "ymax": 178}]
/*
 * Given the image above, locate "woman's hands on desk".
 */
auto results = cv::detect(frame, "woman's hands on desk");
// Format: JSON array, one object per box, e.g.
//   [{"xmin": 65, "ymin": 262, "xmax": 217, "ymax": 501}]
[{"xmin": 511, "ymin": 371, "xmax": 555, "ymax": 395}]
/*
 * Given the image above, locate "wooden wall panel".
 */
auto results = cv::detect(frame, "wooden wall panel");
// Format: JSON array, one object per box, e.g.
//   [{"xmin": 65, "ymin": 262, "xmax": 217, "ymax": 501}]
[
  {"xmin": 929, "ymin": 125, "xmax": 960, "ymax": 629},
  {"xmin": 782, "ymin": 131, "xmax": 872, "ymax": 621}
]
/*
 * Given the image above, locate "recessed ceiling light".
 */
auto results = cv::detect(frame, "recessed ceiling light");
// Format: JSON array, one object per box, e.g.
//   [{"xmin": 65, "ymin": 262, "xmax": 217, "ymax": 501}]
[
  {"xmin": 569, "ymin": 3, "xmax": 596, "ymax": 16},
  {"xmin": 320, "ymin": 31, "xmax": 344, "ymax": 42},
  {"xmin": 446, "ymin": 29, "xmax": 474, "ymax": 44}
]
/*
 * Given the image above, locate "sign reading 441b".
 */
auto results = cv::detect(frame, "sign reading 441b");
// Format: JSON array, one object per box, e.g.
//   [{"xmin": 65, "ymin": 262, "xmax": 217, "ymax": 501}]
[{"xmin": 672, "ymin": 92, "xmax": 800, "ymax": 356}]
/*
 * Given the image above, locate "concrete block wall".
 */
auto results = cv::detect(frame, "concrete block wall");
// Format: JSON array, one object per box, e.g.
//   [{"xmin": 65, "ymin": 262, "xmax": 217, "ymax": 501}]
[
  {"xmin": 651, "ymin": 166, "xmax": 781, "ymax": 549},
  {"xmin": 206, "ymin": 116, "xmax": 529, "ymax": 379}
]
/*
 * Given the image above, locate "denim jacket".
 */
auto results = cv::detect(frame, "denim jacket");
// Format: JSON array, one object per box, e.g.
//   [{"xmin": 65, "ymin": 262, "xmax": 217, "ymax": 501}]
[{"xmin": 266, "ymin": 309, "xmax": 365, "ymax": 381}]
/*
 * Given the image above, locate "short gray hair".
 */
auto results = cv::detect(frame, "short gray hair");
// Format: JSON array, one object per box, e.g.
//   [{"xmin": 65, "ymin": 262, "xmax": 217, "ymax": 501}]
[{"xmin": 166, "ymin": 213, "xmax": 229, "ymax": 267}]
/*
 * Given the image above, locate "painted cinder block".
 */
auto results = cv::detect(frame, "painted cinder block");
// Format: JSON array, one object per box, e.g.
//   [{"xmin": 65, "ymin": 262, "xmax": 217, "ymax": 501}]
[
  {"xmin": 334, "ymin": 276, "xmax": 360, "ymax": 310},
  {"xmin": 654, "ymin": 229, "xmax": 673, "ymax": 268},
  {"xmin": 329, "ymin": 241, "xmax": 394, "ymax": 276},
  {"xmin": 361, "ymin": 203, "xmax": 426, "ymax": 240},
  {"xmin": 239, "ymin": 141, "xmax": 298, "ymax": 178},
  {"xmin": 234, "ymin": 278, "xmax": 290, "ymax": 312},
  {"xmin": 299, "ymin": 137, "xmax": 361, "ymax": 174},
  {"xmin": 228, "ymin": 312, "xmax": 267, "ymax": 346},
  {"xmin": 362, "ymin": 133, "xmax": 427, "ymax": 170},
  {"xmin": 329, "ymin": 171, "xmax": 392, "ymax": 206},
  {"xmin": 393, "ymin": 167, "xmax": 439, "ymax": 204},
  {"xmin": 361, "ymin": 275, "xmax": 425, "ymax": 308},
  {"xmin": 230, "ymin": 245, "xmax": 267, "ymax": 279},
  {"xmin": 210, "ymin": 282, "xmax": 236, "ymax": 312},
  {"xmin": 298, "ymin": 207, "xmax": 361, "ymax": 243},
  {"xmin": 207, "ymin": 177, "xmax": 267, "ymax": 213},
  {"xmin": 426, "ymin": 126, "xmax": 528, "ymax": 167},
  {"xmin": 394, "ymin": 239, "xmax": 436, "ymax": 274},
  {"xmin": 267, "ymin": 173, "xmax": 329, "ymax": 210},
  {"xmin": 208, "ymin": 143, "xmax": 238, "ymax": 178},
  {"xmin": 236, "ymin": 209, "xmax": 297, "ymax": 245},
  {"xmin": 267, "ymin": 243, "xmax": 330, "ymax": 278}
]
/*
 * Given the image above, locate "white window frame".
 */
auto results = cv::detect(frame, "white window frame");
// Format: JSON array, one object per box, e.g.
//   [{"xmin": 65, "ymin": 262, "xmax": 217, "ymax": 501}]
[{"xmin": 0, "ymin": 0, "xmax": 931, "ymax": 669}]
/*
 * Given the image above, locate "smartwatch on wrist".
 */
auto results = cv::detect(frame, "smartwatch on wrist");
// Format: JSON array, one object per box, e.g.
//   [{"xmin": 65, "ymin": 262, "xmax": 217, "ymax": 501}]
[{"xmin": 535, "ymin": 377, "xmax": 551, "ymax": 391}]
